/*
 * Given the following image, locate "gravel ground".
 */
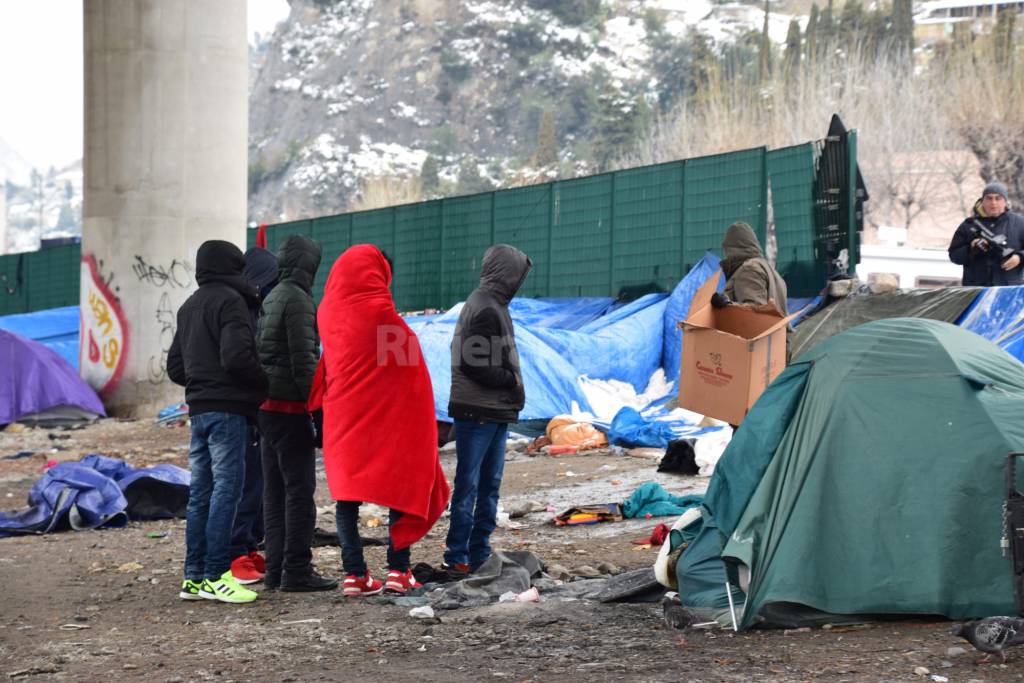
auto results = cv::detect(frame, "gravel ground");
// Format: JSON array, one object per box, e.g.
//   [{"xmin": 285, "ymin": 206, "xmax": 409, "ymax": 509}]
[{"xmin": 0, "ymin": 419, "xmax": 1019, "ymax": 682}]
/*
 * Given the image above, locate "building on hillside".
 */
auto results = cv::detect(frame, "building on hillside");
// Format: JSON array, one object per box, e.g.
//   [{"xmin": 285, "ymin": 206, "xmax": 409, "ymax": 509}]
[{"xmin": 915, "ymin": 0, "xmax": 1024, "ymax": 42}]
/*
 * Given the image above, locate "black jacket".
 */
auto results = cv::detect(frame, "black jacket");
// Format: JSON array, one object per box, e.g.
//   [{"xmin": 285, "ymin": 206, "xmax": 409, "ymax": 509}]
[
  {"xmin": 167, "ymin": 240, "xmax": 268, "ymax": 418},
  {"xmin": 949, "ymin": 206, "xmax": 1024, "ymax": 286},
  {"xmin": 257, "ymin": 235, "xmax": 322, "ymax": 403},
  {"xmin": 449, "ymin": 244, "xmax": 533, "ymax": 423}
]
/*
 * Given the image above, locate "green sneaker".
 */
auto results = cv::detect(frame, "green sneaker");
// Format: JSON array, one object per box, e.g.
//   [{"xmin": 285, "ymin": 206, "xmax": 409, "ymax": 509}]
[
  {"xmin": 179, "ymin": 579, "xmax": 204, "ymax": 601},
  {"xmin": 200, "ymin": 571, "xmax": 258, "ymax": 604}
]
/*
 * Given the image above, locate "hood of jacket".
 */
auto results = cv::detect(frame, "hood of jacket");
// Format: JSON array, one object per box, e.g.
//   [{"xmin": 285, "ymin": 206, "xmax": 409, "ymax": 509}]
[
  {"xmin": 277, "ymin": 235, "xmax": 322, "ymax": 293},
  {"xmin": 720, "ymin": 222, "xmax": 765, "ymax": 279},
  {"xmin": 244, "ymin": 247, "xmax": 279, "ymax": 299},
  {"xmin": 479, "ymin": 244, "xmax": 533, "ymax": 306},
  {"xmin": 196, "ymin": 240, "xmax": 257, "ymax": 300}
]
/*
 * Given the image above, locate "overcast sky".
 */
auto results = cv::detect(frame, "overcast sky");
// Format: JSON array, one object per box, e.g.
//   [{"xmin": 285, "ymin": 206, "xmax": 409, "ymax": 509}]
[{"xmin": 0, "ymin": 0, "xmax": 290, "ymax": 171}]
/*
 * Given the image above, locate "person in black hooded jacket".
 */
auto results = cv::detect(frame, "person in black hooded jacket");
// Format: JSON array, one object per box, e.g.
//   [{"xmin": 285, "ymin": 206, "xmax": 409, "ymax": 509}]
[
  {"xmin": 227, "ymin": 247, "xmax": 280, "ymax": 585},
  {"xmin": 167, "ymin": 240, "xmax": 268, "ymax": 604},
  {"xmin": 255, "ymin": 234, "xmax": 335, "ymax": 592}
]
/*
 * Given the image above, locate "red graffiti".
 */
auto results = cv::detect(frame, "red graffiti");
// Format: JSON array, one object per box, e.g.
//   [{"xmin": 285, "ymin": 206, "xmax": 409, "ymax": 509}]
[
  {"xmin": 87, "ymin": 330, "xmax": 100, "ymax": 364},
  {"xmin": 80, "ymin": 254, "xmax": 130, "ymax": 398}
]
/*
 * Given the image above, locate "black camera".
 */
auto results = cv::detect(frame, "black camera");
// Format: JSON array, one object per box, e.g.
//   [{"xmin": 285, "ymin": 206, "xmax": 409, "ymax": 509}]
[{"xmin": 970, "ymin": 218, "xmax": 1017, "ymax": 261}]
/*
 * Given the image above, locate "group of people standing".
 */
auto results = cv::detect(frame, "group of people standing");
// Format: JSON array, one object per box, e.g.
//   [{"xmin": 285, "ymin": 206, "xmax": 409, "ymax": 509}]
[{"xmin": 167, "ymin": 237, "xmax": 531, "ymax": 604}]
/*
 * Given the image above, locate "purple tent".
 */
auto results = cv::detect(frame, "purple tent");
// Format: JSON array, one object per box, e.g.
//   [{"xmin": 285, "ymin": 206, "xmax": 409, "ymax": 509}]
[{"xmin": 0, "ymin": 329, "xmax": 105, "ymax": 426}]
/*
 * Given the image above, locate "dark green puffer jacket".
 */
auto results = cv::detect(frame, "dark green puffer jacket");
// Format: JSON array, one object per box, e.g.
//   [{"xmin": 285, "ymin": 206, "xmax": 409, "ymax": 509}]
[{"xmin": 257, "ymin": 235, "xmax": 323, "ymax": 403}]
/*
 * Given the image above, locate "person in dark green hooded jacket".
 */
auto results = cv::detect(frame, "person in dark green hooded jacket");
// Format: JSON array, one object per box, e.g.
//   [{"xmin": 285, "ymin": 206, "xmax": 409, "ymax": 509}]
[{"xmin": 256, "ymin": 234, "xmax": 336, "ymax": 592}]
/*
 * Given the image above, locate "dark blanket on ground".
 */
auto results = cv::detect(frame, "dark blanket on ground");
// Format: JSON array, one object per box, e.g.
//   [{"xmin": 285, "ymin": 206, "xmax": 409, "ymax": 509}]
[
  {"xmin": 0, "ymin": 454, "xmax": 190, "ymax": 538},
  {"xmin": 429, "ymin": 552, "xmax": 665, "ymax": 608},
  {"xmin": 791, "ymin": 287, "xmax": 982, "ymax": 360}
]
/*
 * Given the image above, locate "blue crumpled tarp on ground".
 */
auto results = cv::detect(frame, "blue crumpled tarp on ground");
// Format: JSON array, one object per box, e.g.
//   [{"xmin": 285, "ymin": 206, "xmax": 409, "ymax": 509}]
[
  {"xmin": 608, "ymin": 407, "xmax": 679, "ymax": 448},
  {"xmin": 0, "ymin": 454, "xmax": 190, "ymax": 538},
  {"xmin": 622, "ymin": 482, "xmax": 704, "ymax": 519}
]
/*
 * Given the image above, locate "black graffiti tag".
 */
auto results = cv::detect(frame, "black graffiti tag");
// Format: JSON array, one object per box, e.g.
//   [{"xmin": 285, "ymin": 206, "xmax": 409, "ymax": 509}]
[
  {"xmin": 147, "ymin": 292, "xmax": 177, "ymax": 384},
  {"xmin": 133, "ymin": 255, "xmax": 193, "ymax": 289}
]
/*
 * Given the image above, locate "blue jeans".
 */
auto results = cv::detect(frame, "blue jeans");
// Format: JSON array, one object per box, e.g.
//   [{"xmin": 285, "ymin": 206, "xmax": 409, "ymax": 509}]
[
  {"xmin": 335, "ymin": 501, "xmax": 409, "ymax": 575},
  {"xmin": 229, "ymin": 424, "xmax": 264, "ymax": 560},
  {"xmin": 184, "ymin": 412, "xmax": 248, "ymax": 581},
  {"xmin": 443, "ymin": 420, "xmax": 508, "ymax": 569}
]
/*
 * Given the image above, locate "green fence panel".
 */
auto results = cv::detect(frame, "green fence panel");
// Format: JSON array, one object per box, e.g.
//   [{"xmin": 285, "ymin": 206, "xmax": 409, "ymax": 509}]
[
  {"xmin": 549, "ymin": 174, "xmax": 613, "ymax": 297},
  {"xmin": 350, "ymin": 208, "xmax": 396, "ymax": 256},
  {"xmin": 0, "ymin": 245, "xmax": 81, "ymax": 315},
  {"xmin": 0, "ymin": 252, "xmax": 30, "ymax": 315},
  {"xmin": 245, "ymin": 141, "xmax": 849, "ymax": 312},
  {"xmin": 310, "ymin": 214, "xmax": 352, "ymax": 302},
  {"xmin": 682, "ymin": 148, "xmax": 767, "ymax": 271},
  {"xmin": 768, "ymin": 143, "xmax": 820, "ymax": 296},
  {"xmin": 267, "ymin": 219, "xmax": 313, "ymax": 255},
  {"xmin": 26, "ymin": 245, "xmax": 81, "ymax": 312},
  {"xmin": 611, "ymin": 161, "xmax": 685, "ymax": 295},
  {"xmin": 493, "ymin": 185, "xmax": 552, "ymax": 300},
  {"xmin": 394, "ymin": 200, "xmax": 443, "ymax": 311},
  {"xmin": 440, "ymin": 193, "xmax": 493, "ymax": 307}
]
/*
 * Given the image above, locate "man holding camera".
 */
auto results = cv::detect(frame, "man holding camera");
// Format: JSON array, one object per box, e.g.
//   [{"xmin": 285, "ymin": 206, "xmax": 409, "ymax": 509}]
[{"xmin": 948, "ymin": 181, "xmax": 1024, "ymax": 286}]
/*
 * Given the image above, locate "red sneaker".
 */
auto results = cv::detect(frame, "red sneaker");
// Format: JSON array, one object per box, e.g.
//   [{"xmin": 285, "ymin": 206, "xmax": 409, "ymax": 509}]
[
  {"xmin": 342, "ymin": 573, "xmax": 383, "ymax": 597},
  {"xmin": 230, "ymin": 554, "xmax": 264, "ymax": 585},
  {"xmin": 248, "ymin": 551, "xmax": 266, "ymax": 573},
  {"xmin": 384, "ymin": 570, "xmax": 422, "ymax": 594}
]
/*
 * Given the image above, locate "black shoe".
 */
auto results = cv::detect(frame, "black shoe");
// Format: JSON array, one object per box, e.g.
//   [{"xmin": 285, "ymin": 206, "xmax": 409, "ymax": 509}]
[
  {"xmin": 281, "ymin": 569, "xmax": 338, "ymax": 592},
  {"xmin": 263, "ymin": 573, "xmax": 281, "ymax": 591}
]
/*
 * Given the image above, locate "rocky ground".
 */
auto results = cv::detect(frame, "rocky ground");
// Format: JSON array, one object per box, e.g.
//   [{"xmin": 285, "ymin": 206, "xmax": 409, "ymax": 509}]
[{"xmin": 0, "ymin": 419, "xmax": 1020, "ymax": 682}]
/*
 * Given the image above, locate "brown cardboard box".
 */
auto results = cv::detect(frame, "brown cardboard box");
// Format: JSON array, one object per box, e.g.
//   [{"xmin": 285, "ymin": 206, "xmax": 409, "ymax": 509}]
[{"xmin": 679, "ymin": 272, "xmax": 792, "ymax": 425}]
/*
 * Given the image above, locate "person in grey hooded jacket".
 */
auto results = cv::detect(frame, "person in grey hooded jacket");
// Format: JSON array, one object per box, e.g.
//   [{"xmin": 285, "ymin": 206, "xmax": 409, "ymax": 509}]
[{"xmin": 444, "ymin": 244, "xmax": 532, "ymax": 573}]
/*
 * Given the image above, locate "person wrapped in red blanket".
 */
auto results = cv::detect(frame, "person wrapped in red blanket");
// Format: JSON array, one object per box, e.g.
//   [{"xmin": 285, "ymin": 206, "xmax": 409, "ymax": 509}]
[{"xmin": 310, "ymin": 244, "xmax": 450, "ymax": 596}]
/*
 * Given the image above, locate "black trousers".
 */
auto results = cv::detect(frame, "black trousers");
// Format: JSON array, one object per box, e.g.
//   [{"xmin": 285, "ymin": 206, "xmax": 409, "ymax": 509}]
[{"xmin": 259, "ymin": 410, "xmax": 316, "ymax": 578}]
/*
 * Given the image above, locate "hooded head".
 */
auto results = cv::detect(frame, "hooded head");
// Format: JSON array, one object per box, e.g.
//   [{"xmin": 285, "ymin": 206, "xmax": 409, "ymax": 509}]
[
  {"xmin": 277, "ymin": 235, "xmax": 322, "ymax": 293},
  {"xmin": 479, "ymin": 244, "xmax": 532, "ymax": 305},
  {"xmin": 720, "ymin": 222, "xmax": 764, "ymax": 279},
  {"xmin": 196, "ymin": 240, "xmax": 246, "ymax": 283},
  {"xmin": 323, "ymin": 243, "xmax": 392, "ymax": 304},
  {"xmin": 243, "ymin": 247, "xmax": 279, "ymax": 299}
]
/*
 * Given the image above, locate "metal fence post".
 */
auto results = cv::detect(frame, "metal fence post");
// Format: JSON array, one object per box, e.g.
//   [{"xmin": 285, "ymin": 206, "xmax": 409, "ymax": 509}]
[{"xmin": 846, "ymin": 130, "xmax": 859, "ymax": 273}]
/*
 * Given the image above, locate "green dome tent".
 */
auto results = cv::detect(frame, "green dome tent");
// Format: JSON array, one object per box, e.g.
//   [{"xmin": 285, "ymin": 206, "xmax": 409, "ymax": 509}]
[{"xmin": 676, "ymin": 318, "xmax": 1024, "ymax": 629}]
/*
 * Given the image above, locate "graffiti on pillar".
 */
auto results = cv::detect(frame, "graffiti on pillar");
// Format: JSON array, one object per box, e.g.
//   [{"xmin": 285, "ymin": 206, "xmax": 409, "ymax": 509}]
[
  {"xmin": 147, "ymin": 292, "xmax": 177, "ymax": 384},
  {"xmin": 132, "ymin": 255, "xmax": 194, "ymax": 289},
  {"xmin": 80, "ymin": 254, "xmax": 129, "ymax": 397}
]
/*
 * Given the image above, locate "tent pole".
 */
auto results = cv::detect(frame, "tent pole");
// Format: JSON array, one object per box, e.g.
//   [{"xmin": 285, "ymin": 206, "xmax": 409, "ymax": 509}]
[{"xmin": 725, "ymin": 582, "xmax": 739, "ymax": 631}]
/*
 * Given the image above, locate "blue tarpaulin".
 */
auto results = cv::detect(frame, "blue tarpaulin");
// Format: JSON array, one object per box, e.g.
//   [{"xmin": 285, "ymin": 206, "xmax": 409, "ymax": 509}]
[
  {"xmin": 662, "ymin": 253, "xmax": 723, "ymax": 381},
  {"xmin": 407, "ymin": 252, "xmax": 724, "ymax": 422},
  {"xmin": 0, "ymin": 305, "xmax": 79, "ymax": 369},
  {"xmin": 957, "ymin": 285, "xmax": 1024, "ymax": 362},
  {"xmin": 0, "ymin": 454, "xmax": 190, "ymax": 538}
]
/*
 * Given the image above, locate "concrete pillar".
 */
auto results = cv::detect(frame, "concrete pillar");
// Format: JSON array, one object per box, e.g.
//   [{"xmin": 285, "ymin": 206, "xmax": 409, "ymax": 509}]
[{"xmin": 81, "ymin": 0, "xmax": 248, "ymax": 416}]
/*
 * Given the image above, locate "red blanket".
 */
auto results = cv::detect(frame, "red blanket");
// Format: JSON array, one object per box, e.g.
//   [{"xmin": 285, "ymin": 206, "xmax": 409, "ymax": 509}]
[{"xmin": 312, "ymin": 245, "xmax": 449, "ymax": 550}]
